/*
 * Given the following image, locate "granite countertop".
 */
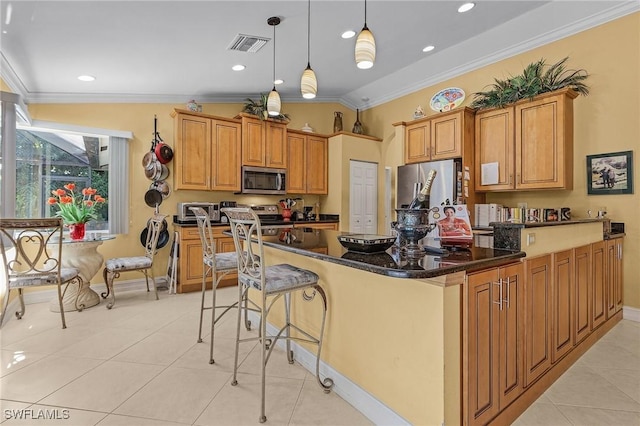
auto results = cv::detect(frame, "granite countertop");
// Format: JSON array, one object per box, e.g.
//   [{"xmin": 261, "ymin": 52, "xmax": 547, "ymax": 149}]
[
  {"xmin": 491, "ymin": 218, "xmax": 607, "ymax": 228},
  {"xmin": 172, "ymin": 214, "xmax": 339, "ymax": 227},
  {"xmin": 233, "ymin": 229, "xmax": 525, "ymax": 279}
]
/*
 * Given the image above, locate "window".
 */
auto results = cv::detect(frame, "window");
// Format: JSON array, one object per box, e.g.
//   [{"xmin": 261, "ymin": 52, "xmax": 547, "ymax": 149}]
[{"xmin": 1, "ymin": 91, "xmax": 131, "ymax": 234}]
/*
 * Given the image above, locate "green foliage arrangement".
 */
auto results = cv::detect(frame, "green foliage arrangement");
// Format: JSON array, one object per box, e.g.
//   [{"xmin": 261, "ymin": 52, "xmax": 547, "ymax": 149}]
[
  {"xmin": 242, "ymin": 93, "xmax": 289, "ymax": 121},
  {"xmin": 470, "ymin": 57, "xmax": 589, "ymax": 110}
]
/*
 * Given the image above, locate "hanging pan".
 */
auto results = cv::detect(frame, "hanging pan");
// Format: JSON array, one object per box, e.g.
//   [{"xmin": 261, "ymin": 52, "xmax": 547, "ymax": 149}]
[
  {"xmin": 140, "ymin": 227, "xmax": 170, "ymax": 250},
  {"xmin": 157, "ymin": 164, "xmax": 170, "ymax": 181},
  {"xmin": 144, "ymin": 187, "xmax": 163, "ymax": 208},
  {"xmin": 155, "ymin": 138, "xmax": 174, "ymax": 164},
  {"xmin": 150, "ymin": 180, "xmax": 171, "ymax": 199}
]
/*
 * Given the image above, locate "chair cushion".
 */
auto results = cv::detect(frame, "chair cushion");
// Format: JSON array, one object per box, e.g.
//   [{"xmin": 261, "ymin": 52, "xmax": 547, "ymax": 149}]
[
  {"xmin": 240, "ymin": 263, "xmax": 319, "ymax": 294},
  {"xmin": 106, "ymin": 256, "xmax": 152, "ymax": 272},
  {"xmin": 204, "ymin": 252, "xmax": 238, "ymax": 272},
  {"xmin": 8, "ymin": 267, "xmax": 80, "ymax": 288}
]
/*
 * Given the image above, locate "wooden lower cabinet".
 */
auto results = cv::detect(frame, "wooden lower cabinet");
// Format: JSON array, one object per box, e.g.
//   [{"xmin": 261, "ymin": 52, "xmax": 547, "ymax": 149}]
[
  {"xmin": 574, "ymin": 244, "xmax": 592, "ymax": 345},
  {"xmin": 523, "ymin": 255, "xmax": 553, "ymax": 387},
  {"xmin": 552, "ymin": 249, "xmax": 574, "ymax": 363},
  {"xmin": 606, "ymin": 238, "xmax": 624, "ymax": 319},
  {"xmin": 176, "ymin": 226, "xmax": 237, "ymax": 293},
  {"xmin": 591, "ymin": 241, "xmax": 607, "ymax": 330},
  {"xmin": 464, "ymin": 262, "xmax": 524, "ymax": 425}
]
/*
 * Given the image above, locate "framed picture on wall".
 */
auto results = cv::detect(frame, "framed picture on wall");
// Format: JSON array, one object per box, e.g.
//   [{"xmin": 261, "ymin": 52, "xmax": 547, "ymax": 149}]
[{"xmin": 586, "ymin": 150, "xmax": 634, "ymax": 195}]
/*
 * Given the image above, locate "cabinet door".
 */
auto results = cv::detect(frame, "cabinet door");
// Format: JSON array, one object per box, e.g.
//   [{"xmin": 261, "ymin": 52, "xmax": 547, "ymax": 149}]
[
  {"xmin": 606, "ymin": 239, "xmax": 624, "ymax": 318},
  {"xmin": 306, "ymin": 135, "xmax": 328, "ymax": 194},
  {"xmin": 474, "ymin": 108, "xmax": 514, "ymax": 191},
  {"xmin": 552, "ymin": 249, "xmax": 574, "ymax": 363},
  {"xmin": 431, "ymin": 110, "xmax": 463, "ymax": 160},
  {"xmin": 242, "ymin": 116, "xmax": 266, "ymax": 166},
  {"xmin": 286, "ymin": 133, "xmax": 306, "ymax": 194},
  {"xmin": 574, "ymin": 244, "xmax": 591, "ymax": 345},
  {"xmin": 515, "ymin": 92, "xmax": 572, "ymax": 189},
  {"xmin": 523, "ymin": 254, "xmax": 552, "ymax": 387},
  {"xmin": 498, "ymin": 262, "xmax": 524, "ymax": 409},
  {"xmin": 591, "ymin": 241, "xmax": 607, "ymax": 330},
  {"xmin": 466, "ymin": 268, "xmax": 501, "ymax": 425},
  {"xmin": 211, "ymin": 120, "xmax": 241, "ymax": 191},
  {"xmin": 174, "ymin": 114, "xmax": 211, "ymax": 190},
  {"xmin": 179, "ymin": 239, "xmax": 207, "ymax": 293},
  {"xmin": 405, "ymin": 122, "xmax": 430, "ymax": 164},
  {"xmin": 265, "ymin": 121, "xmax": 287, "ymax": 168}
]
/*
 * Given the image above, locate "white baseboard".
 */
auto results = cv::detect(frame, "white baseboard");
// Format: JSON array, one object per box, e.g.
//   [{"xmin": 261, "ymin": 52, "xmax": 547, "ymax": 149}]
[
  {"xmin": 623, "ymin": 305, "xmax": 640, "ymax": 322},
  {"xmin": 246, "ymin": 311, "xmax": 410, "ymax": 426}
]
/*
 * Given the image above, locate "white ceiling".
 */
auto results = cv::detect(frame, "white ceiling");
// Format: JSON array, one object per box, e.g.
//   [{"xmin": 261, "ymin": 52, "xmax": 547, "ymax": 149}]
[{"xmin": 1, "ymin": 1, "xmax": 637, "ymax": 109}]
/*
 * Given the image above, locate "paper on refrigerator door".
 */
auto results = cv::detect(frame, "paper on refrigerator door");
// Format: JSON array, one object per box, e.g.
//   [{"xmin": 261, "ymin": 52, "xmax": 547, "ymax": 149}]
[{"xmin": 481, "ymin": 162, "xmax": 499, "ymax": 185}]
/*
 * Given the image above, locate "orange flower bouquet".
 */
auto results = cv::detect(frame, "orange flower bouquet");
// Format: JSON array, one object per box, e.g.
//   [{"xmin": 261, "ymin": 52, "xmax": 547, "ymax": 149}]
[{"xmin": 48, "ymin": 183, "xmax": 106, "ymax": 225}]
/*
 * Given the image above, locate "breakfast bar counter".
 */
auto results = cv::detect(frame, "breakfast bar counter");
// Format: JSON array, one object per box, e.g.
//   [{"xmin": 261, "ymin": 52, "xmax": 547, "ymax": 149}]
[{"xmin": 237, "ymin": 228, "xmax": 525, "ymax": 425}]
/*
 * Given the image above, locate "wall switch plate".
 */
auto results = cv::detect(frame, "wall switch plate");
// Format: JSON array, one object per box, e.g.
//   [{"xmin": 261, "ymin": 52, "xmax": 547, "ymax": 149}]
[{"xmin": 527, "ymin": 233, "xmax": 536, "ymax": 246}]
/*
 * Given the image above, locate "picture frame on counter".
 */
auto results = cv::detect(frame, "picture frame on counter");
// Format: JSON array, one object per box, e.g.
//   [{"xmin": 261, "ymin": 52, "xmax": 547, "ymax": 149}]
[{"xmin": 587, "ymin": 150, "xmax": 634, "ymax": 195}]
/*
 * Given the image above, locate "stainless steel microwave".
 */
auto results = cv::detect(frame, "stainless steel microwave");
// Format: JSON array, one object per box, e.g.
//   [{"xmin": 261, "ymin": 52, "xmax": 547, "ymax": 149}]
[{"xmin": 241, "ymin": 166, "xmax": 286, "ymax": 195}]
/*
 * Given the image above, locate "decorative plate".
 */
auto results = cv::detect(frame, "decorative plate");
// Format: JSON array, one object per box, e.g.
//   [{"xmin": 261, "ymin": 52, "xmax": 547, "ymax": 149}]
[
  {"xmin": 429, "ymin": 87, "xmax": 465, "ymax": 112},
  {"xmin": 337, "ymin": 234, "xmax": 396, "ymax": 253}
]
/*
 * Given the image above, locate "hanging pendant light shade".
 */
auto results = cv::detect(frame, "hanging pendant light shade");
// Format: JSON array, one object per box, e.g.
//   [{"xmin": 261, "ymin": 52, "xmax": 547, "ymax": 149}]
[
  {"xmin": 355, "ymin": 0, "xmax": 375, "ymax": 69},
  {"xmin": 300, "ymin": 0, "xmax": 317, "ymax": 99},
  {"xmin": 267, "ymin": 16, "xmax": 281, "ymax": 116}
]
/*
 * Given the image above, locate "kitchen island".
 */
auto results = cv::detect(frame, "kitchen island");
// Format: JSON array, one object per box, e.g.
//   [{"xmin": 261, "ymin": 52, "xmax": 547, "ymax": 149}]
[{"xmin": 237, "ymin": 228, "xmax": 524, "ymax": 425}]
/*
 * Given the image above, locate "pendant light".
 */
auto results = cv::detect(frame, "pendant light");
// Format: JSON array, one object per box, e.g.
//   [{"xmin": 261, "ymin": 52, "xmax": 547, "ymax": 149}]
[
  {"xmin": 267, "ymin": 16, "xmax": 281, "ymax": 116},
  {"xmin": 300, "ymin": 0, "xmax": 317, "ymax": 99},
  {"xmin": 355, "ymin": 0, "xmax": 375, "ymax": 69}
]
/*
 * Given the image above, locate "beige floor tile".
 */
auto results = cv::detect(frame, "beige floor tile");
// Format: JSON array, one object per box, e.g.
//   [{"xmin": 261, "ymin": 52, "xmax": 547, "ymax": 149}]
[
  {"xmin": 581, "ymin": 338, "xmax": 640, "ymax": 370},
  {"xmin": 111, "ymin": 332, "xmax": 197, "ymax": 366},
  {"xmin": 289, "ymin": 378, "xmax": 373, "ymax": 425},
  {"xmin": 591, "ymin": 367, "xmax": 640, "ymax": 404},
  {"xmin": 556, "ymin": 404, "xmax": 640, "ymax": 425},
  {"xmin": 114, "ymin": 366, "xmax": 230, "ymax": 424},
  {"xmin": 171, "ymin": 336, "xmax": 254, "ymax": 372},
  {"xmin": 0, "ymin": 350, "xmax": 48, "ymax": 378},
  {"xmin": 238, "ymin": 343, "xmax": 308, "ymax": 381},
  {"xmin": 545, "ymin": 364, "xmax": 640, "ymax": 412},
  {"xmin": 39, "ymin": 360, "xmax": 164, "ymax": 412},
  {"xmin": 55, "ymin": 328, "xmax": 153, "ymax": 360},
  {"xmin": 2, "ymin": 404, "xmax": 107, "ymax": 426},
  {"xmin": 195, "ymin": 372, "xmax": 304, "ymax": 426},
  {"xmin": 599, "ymin": 320, "xmax": 640, "ymax": 357},
  {"xmin": 2, "ymin": 324, "xmax": 98, "ymax": 356},
  {"xmin": 0, "ymin": 355, "xmax": 102, "ymax": 403},
  {"xmin": 96, "ymin": 414, "xmax": 188, "ymax": 425},
  {"xmin": 512, "ymin": 402, "xmax": 572, "ymax": 426}
]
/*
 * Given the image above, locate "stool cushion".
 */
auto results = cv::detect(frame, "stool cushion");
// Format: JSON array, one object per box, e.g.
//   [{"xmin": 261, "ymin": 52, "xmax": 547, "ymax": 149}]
[
  {"xmin": 9, "ymin": 267, "xmax": 80, "ymax": 288},
  {"xmin": 204, "ymin": 252, "xmax": 238, "ymax": 272},
  {"xmin": 106, "ymin": 256, "xmax": 152, "ymax": 272},
  {"xmin": 240, "ymin": 263, "xmax": 319, "ymax": 294}
]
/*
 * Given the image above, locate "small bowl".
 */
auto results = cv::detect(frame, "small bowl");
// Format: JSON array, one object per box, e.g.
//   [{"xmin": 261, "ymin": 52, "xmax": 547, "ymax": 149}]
[{"xmin": 337, "ymin": 234, "xmax": 396, "ymax": 253}]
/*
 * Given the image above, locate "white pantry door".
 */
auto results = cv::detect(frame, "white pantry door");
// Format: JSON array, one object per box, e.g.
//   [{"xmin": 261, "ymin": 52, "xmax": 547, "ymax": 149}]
[{"xmin": 349, "ymin": 160, "xmax": 378, "ymax": 234}]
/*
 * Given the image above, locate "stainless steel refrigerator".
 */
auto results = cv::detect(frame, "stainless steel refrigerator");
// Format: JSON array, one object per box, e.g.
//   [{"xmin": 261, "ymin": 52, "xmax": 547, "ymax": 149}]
[
  {"xmin": 396, "ymin": 159, "xmax": 462, "ymax": 251},
  {"xmin": 396, "ymin": 159, "xmax": 461, "ymax": 209}
]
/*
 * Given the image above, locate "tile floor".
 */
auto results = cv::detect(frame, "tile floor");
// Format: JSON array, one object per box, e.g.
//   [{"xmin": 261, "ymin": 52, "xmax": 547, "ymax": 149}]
[{"xmin": 0, "ymin": 287, "xmax": 638, "ymax": 426}]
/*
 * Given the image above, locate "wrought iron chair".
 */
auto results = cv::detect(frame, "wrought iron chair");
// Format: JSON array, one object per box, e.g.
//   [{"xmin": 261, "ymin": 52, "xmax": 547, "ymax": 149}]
[
  {"xmin": 101, "ymin": 213, "xmax": 166, "ymax": 309},
  {"xmin": 0, "ymin": 218, "xmax": 83, "ymax": 329},
  {"xmin": 222, "ymin": 207, "xmax": 334, "ymax": 423},
  {"xmin": 191, "ymin": 207, "xmax": 254, "ymax": 365}
]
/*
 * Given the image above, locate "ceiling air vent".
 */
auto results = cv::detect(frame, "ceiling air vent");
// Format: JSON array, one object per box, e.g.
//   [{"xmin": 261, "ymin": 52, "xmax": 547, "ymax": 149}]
[{"xmin": 227, "ymin": 34, "xmax": 270, "ymax": 53}]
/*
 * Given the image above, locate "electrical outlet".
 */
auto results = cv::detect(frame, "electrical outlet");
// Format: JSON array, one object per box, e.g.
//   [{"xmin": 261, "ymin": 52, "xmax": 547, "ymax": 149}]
[{"xmin": 527, "ymin": 233, "xmax": 536, "ymax": 246}]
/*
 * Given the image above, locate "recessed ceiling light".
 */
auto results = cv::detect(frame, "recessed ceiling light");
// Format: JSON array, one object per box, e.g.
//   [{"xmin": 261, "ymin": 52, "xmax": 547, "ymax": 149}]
[
  {"xmin": 77, "ymin": 75, "xmax": 95, "ymax": 82},
  {"xmin": 274, "ymin": 79, "xmax": 284, "ymax": 85},
  {"xmin": 422, "ymin": 45, "xmax": 435, "ymax": 52},
  {"xmin": 341, "ymin": 30, "xmax": 356, "ymax": 39},
  {"xmin": 232, "ymin": 64, "xmax": 245, "ymax": 71},
  {"xmin": 458, "ymin": 2, "xmax": 475, "ymax": 13}
]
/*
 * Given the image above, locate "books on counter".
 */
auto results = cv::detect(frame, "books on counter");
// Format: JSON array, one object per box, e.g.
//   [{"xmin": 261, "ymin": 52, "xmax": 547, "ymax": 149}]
[{"xmin": 474, "ymin": 204, "xmax": 572, "ymax": 226}]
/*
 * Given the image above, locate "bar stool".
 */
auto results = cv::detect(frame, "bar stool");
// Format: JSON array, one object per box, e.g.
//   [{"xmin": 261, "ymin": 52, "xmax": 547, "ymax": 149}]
[
  {"xmin": 222, "ymin": 207, "xmax": 334, "ymax": 423},
  {"xmin": 190, "ymin": 207, "xmax": 253, "ymax": 364}
]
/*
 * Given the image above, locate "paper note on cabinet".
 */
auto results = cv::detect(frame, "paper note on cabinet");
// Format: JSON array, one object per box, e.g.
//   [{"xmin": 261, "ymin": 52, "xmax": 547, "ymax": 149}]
[{"xmin": 481, "ymin": 162, "xmax": 499, "ymax": 185}]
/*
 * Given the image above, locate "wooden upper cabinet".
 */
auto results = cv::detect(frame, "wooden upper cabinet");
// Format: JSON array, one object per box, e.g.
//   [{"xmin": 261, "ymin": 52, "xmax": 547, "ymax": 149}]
[
  {"xmin": 286, "ymin": 130, "xmax": 328, "ymax": 195},
  {"xmin": 475, "ymin": 88, "xmax": 577, "ymax": 192},
  {"xmin": 403, "ymin": 107, "xmax": 474, "ymax": 164},
  {"xmin": 173, "ymin": 109, "xmax": 241, "ymax": 191},
  {"xmin": 240, "ymin": 114, "xmax": 287, "ymax": 168},
  {"xmin": 174, "ymin": 113, "xmax": 211, "ymax": 190}
]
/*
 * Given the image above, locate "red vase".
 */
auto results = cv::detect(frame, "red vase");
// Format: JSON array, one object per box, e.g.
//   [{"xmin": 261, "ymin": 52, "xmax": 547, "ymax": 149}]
[{"xmin": 69, "ymin": 223, "xmax": 86, "ymax": 241}]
